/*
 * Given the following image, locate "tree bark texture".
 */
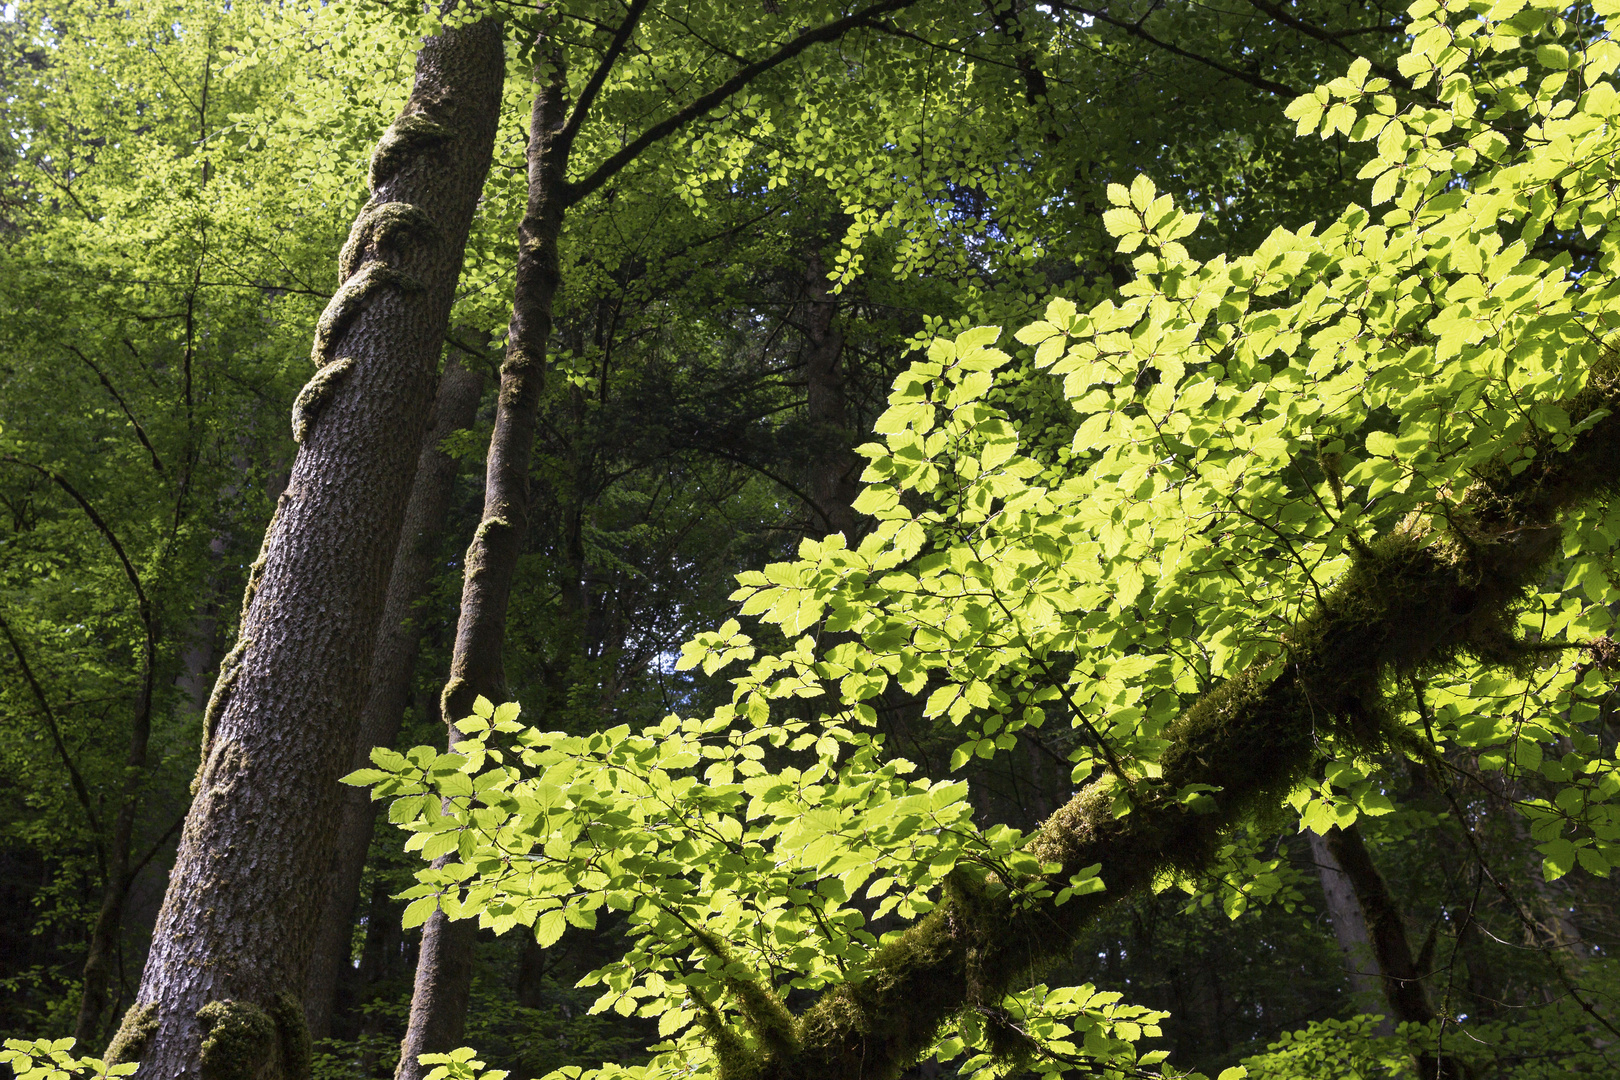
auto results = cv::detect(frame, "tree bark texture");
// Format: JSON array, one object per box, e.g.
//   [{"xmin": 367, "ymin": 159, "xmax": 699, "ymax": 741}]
[
  {"xmin": 394, "ymin": 61, "xmax": 569, "ymax": 1080},
  {"xmin": 302, "ymin": 355, "xmax": 485, "ymax": 1042},
  {"xmin": 721, "ymin": 363, "xmax": 1620, "ymax": 1080},
  {"xmin": 109, "ymin": 19, "xmax": 504, "ymax": 1080}
]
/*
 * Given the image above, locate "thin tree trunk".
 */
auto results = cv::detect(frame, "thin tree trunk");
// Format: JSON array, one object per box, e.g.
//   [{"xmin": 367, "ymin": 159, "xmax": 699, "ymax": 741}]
[
  {"xmin": 74, "ymin": 661, "xmax": 152, "ymax": 1048},
  {"xmin": 303, "ymin": 354, "xmax": 485, "ymax": 1041},
  {"xmin": 1308, "ymin": 829, "xmax": 1395, "ymax": 1031},
  {"xmin": 394, "ymin": 56, "xmax": 569, "ymax": 1080},
  {"xmin": 0, "ymin": 604, "xmax": 150, "ymax": 1052},
  {"xmin": 107, "ymin": 19, "xmax": 503, "ymax": 1080}
]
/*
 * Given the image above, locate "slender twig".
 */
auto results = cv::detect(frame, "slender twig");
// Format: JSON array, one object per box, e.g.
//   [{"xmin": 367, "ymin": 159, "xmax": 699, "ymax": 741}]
[
  {"xmin": 127, "ymin": 811, "xmax": 187, "ymax": 885},
  {"xmin": 558, "ymin": 0, "xmax": 654, "ymax": 156},
  {"xmin": 1439, "ymin": 785, "xmax": 1620, "ymax": 1040},
  {"xmin": 0, "ymin": 609, "xmax": 105, "ymax": 859},
  {"xmin": 1050, "ymin": 1, "xmax": 1300, "ymax": 97},
  {"xmin": 65, "ymin": 345, "xmax": 165, "ymax": 474}
]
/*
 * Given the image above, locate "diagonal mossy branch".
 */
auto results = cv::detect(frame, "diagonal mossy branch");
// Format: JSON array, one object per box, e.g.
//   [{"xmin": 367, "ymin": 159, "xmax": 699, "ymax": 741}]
[{"xmin": 733, "ymin": 360, "xmax": 1620, "ymax": 1080}]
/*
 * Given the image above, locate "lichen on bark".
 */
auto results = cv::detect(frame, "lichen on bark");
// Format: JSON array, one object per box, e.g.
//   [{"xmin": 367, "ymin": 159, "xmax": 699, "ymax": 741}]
[
  {"xmin": 310, "ymin": 263, "xmax": 419, "ymax": 369},
  {"xmin": 338, "ymin": 201, "xmax": 439, "ymax": 284},
  {"xmin": 370, "ymin": 112, "xmax": 450, "ymax": 193},
  {"xmin": 197, "ymin": 1000, "xmax": 275, "ymax": 1080}
]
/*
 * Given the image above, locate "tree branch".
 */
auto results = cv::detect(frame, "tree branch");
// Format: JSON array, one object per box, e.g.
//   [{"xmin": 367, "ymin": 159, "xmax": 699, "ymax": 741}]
[
  {"xmin": 0, "ymin": 457, "xmax": 155, "ymax": 641},
  {"xmin": 558, "ymin": 0, "xmax": 654, "ymax": 157},
  {"xmin": 1050, "ymin": 1, "xmax": 1300, "ymax": 97},
  {"xmin": 563, "ymin": 0, "xmax": 923, "ymax": 208},
  {"xmin": 742, "ymin": 358, "xmax": 1620, "ymax": 1080},
  {"xmin": 66, "ymin": 345, "xmax": 166, "ymax": 475},
  {"xmin": 0, "ymin": 608, "xmax": 106, "ymax": 859},
  {"xmin": 1241, "ymin": 0, "xmax": 1417, "ymax": 95}
]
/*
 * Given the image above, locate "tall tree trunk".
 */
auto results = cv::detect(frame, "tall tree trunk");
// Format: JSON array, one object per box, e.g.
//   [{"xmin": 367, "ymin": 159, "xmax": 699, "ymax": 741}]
[
  {"xmin": 107, "ymin": 19, "xmax": 504, "ymax": 1080},
  {"xmin": 302, "ymin": 354, "xmax": 485, "ymax": 1041},
  {"xmin": 1308, "ymin": 829, "xmax": 1395, "ymax": 1031},
  {"xmin": 801, "ymin": 252, "xmax": 858, "ymax": 540},
  {"xmin": 395, "ymin": 57, "xmax": 569, "ymax": 1080}
]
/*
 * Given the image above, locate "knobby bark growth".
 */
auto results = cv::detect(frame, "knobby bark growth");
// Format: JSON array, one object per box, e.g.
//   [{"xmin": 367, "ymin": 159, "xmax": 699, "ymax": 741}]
[
  {"xmin": 303, "ymin": 354, "xmax": 486, "ymax": 1041},
  {"xmin": 106, "ymin": 17, "xmax": 505, "ymax": 1080},
  {"xmin": 702, "ymin": 359, "xmax": 1620, "ymax": 1080}
]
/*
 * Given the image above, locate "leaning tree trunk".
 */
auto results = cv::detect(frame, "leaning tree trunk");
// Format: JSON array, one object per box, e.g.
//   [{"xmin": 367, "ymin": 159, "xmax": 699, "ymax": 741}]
[
  {"xmin": 394, "ymin": 59, "xmax": 569, "ymax": 1080},
  {"xmin": 105, "ymin": 19, "xmax": 504, "ymax": 1080},
  {"xmin": 303, "ymin": 354, "xmax": 485, "ymax": 1041}
]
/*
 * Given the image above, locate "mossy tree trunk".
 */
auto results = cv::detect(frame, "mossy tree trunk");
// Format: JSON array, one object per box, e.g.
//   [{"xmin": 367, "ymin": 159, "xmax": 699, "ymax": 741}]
[
  {"xmin": 302, "ymin": 353, "xmax": 485, "ymax": 1042},
  {"xmin": 712, "ymin": 367, "xmax": 1620, "ymax": 1080},
  {"xmin": 394, "ymin": 52, "xmax": 571, "ymax": 1080},
  {"xmin": 109, "ymin": 18, "xmax": 504, "ymax": 1080},
  {"xmin": 388, "ymin": 3, "xmax": 935, "ymax": 1072}
]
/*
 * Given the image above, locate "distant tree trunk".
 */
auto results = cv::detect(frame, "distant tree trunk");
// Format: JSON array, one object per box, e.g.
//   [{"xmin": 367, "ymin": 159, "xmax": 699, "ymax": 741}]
[
  {"xmin": 1308, "ymin": 829, "xmax": 1395, "ymax": 1031},
  {"xmin": 0, "ymin": 597, "xmax": 152, "ymax": 1053},
  {"xmin": 107, "ymin": 18, "xmax": 503, "ymax": 1080},
  {"xmin": 302, "ymin": 354, "xmax": 484, "ymax": 1041},
  {"xmin": 1321, "ymin": 824, "xmax": 1465, "ymax": 1079},
  {"xmin": 801, "ymin": 252, "xmax": 859, "ymax": 540},
  {"xmin": 1321, "ymin": 823, "xmax": 1433, "ymax": 1026},
  {"xmin": 395, "ymin": 56, "xmax": 568, "ymax": 1080}
]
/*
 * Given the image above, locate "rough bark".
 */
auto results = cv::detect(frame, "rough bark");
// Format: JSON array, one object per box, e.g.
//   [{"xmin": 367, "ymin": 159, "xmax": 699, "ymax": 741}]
[
  {"xmin": 1307, "ymin": 829, "xmax": 1391, "ymax": 1027},
  {"xmin": 108, "ymin": 18, "xmax": 504, "ymax": 1080},
  {"xmin": 723, "ymin": 362, "xmax": 1620, "ymax": 1080},
  {"xmin": 394, "ymin": 58, "xmax": 570, "ymax": 1080},
  {"xmin": 302, "ymin": 355, "xmax": 485, "ymax": 1042}
]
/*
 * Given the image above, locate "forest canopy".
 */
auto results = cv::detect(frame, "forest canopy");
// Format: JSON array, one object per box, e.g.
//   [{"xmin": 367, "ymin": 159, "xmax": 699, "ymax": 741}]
[{"xmin": 1, "ymin": 1, "xmax": 1618, "ymax": 1080}]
